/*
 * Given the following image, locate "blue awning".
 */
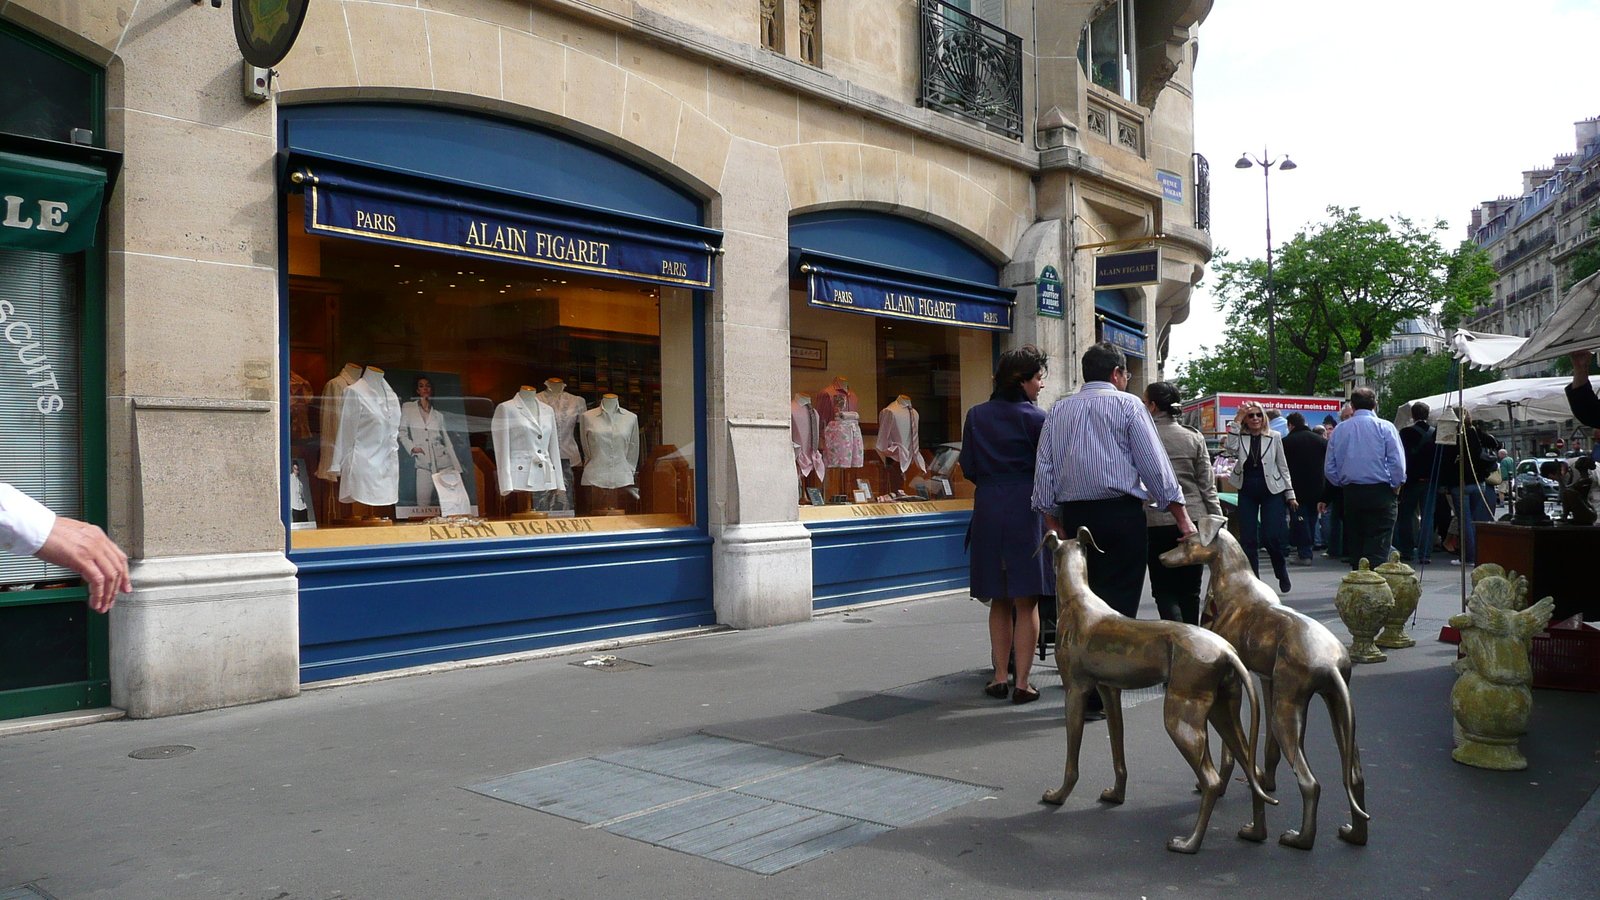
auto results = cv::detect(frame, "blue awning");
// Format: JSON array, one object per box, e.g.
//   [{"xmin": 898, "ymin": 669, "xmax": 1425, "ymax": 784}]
[
  {"xmin": 286, "ymin": 152, "xmax": 721, "ymax": 289},
  {"xmin": 793, "ymin": 249, "xmax": 1015, "ymax": 332}
]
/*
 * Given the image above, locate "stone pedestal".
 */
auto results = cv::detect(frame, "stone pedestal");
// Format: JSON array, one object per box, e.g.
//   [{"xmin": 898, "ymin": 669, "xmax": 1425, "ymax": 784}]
[{"xmin": 712, "ymin": 522, "xmax": 814, "ymax": 628}]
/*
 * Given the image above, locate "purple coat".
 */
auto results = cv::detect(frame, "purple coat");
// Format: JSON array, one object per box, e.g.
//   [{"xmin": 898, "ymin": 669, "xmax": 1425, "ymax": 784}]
[{"xmin": 960, "ymin": 396, "xmax": 1054, "ymax": 599}]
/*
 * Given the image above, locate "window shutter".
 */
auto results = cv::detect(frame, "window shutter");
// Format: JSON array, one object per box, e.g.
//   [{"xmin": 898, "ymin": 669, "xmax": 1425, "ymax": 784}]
[
  {"xmin": 976, "ymin": 0, "xmax": 1005, "ymax": 27},
  {"xmin": 0, "ymin": 248, "xmax": 82, "ymax": 587}
]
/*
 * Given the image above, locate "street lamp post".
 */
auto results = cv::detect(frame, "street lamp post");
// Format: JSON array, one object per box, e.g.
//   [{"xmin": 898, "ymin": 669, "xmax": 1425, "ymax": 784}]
[{"xmin": 1235, "ymin": 149, "xmax": 1296, "ymax": 394}]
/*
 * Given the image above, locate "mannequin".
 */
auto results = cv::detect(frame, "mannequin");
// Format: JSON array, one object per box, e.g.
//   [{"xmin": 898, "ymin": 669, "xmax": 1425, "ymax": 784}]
[
  {"xmin": 535, "ymin": 377, "xmax": 587, "ymax": 511},
  {"xmin": 876, "ymin": 394, "xmax": 921, "ymax": 493},
  {"xmin": 328, "ymin": 366, "xmax": 403, "ymax": 508},
  {"xmin": 580, "ymin": 394, "xmax": 640, "ymax": 501},
  {"xmin": 819, "ymin": 377, "xmax": 863, "ymax": 477},
  {"xmin": 316, "ymin": 362, "xmax": 364, "ymax": 481},
  {"xmin": 815, "ymin": 376, "xmax": 856, "ymax": 427},
  {"xmin": 791, "ymin": 392, "xmax": 825, "ymax": 487},
  {"xmin": 399, "ymin": 375, "xmax": 464, "ymax": 509},
  {"xmin": 491, "ymin": 386, "xmax": 565, "ymax": 502}
]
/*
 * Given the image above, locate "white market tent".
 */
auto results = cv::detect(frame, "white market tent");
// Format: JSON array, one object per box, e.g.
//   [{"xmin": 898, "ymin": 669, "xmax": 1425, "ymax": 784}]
[
  {"xmin": 1499, "ymin": 271, "xmax": 1600, "ymax": 369},
  {"xmin": 1392, "ymin": 376, "xmax": 1600, "ymax": 427}
]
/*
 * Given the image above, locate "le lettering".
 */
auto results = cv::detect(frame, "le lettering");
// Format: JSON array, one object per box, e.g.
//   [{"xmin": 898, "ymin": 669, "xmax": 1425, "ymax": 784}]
[{"xmin": 2, "ymin": 196, "xmax": 69, "ymax": 233}]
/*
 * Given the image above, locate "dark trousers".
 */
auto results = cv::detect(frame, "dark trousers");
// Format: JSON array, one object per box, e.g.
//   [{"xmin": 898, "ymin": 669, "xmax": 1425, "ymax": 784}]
[
  {"xmin": 1393, "ymin": 481, "xmax": 1430, "ymax": 560},
  {"xmin": 1342, "ymin": 483, "xmax": 1398, "ymax": 570},
  {"xmin": 1237, "ymin": 472, "xmax": 1289, "ymax": 582},
  {"xmin": 1052, "ymin": 496, "xmax": 1147, "ymax": 617},
  {"xmin": 1289, "ymin": 505, "xmax": 1314, "ymax": 559},
  {"xmin": 1147, "ymin": 524, "xmax": 1202, "ymax": 624}
]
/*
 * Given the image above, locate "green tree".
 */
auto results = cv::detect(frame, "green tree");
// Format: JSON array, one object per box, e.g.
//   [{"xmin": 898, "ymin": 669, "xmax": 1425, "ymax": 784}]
[
  {"xmin": 1207, "ymin": 206, "xmax": 1456, "ymax": 395},
  {"xmin": 1568, "ymin": 214, "xmax": 1600, "ymax": 287},
  {"xmin": 1439, "ymin": 240, "xmax": 1498, "ymax": 329},
  {"xmin": 1374, "ymin": 351, "xmax": 1499, "ymax": 421}
]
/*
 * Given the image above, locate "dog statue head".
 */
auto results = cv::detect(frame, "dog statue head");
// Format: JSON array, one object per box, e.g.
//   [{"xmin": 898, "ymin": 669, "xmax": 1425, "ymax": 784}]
[
  {"xmin": 1158, "ymin": 515, "xmax": 1230, "ymax": 568},
  {"xmin": 1040, "ymin": 527, "xmax": 1103, "ymax": 596}
]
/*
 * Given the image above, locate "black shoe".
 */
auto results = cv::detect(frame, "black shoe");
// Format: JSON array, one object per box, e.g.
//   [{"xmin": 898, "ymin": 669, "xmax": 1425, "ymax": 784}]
[
  {"xmin": 984, "ymin": 682, "xmax": 1010, "ymax": 700},
  {"xmin": 1278, "ymin": 575, "xmax": 1292, "ymax": 593}
]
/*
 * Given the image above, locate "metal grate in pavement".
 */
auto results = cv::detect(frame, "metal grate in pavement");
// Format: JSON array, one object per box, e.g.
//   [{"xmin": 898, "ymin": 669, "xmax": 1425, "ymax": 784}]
[
  {"xmin": 1, "ymin": 886, "xmax": 56, "ymax": 900},
  {"xmin": 813, "ymin": 694, "xmax": 937, "ymax": 721},
  {"xmin": 467, "ymin": 733, "xmax": 993, "ymax": 874}
]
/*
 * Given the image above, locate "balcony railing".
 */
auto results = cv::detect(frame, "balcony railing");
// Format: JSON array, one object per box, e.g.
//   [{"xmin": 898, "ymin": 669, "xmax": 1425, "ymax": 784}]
[
  {"xmin": 1495, "ymin": 228, "xmax": 1555, "ymax": 271},
  {"xmin": 1192, "ymin": 152, "xmax": 1211, "ymax": 231},
  {"xmin": 919, "ymin": 0, "xmax": 1023, "ymax": 140},
  {"xmin": 1505, "ymin": 275, "xmax": 1553, "ymax": 306}
]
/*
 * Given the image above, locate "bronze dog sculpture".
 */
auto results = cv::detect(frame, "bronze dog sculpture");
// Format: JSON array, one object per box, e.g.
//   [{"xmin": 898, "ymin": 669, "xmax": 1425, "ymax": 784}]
[
  {"xmin": 1040, "ymin": 527, "xmax": 1274, "ymax": 854},
  {"xmin": 1160, "ymin": 515, "xmax": 1369, "ymax": 849}
]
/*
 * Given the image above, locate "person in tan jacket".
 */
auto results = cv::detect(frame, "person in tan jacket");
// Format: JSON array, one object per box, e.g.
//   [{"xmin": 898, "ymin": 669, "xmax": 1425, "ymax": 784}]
[
  {"xmin": 1142, "ymin": 383, "xmax": 1222, "ymax": 624},
  {"xmin": 1223, "ymin": 399, "xmax": 1298, "ymax": 593}
]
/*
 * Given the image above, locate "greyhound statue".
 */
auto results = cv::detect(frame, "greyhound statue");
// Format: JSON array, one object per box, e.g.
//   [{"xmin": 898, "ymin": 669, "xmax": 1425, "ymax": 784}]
[
  {"xmin": 1160, "ymin": 515, "xmax": 1369, "ymax": 849},
  {"xmin": 1040, "ymin": 527, "xmax": 1275, "ymax": 854}
]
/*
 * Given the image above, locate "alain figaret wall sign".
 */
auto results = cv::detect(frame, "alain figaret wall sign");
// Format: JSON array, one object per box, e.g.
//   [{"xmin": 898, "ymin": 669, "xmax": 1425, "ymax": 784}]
[{"xmin": 1093, "ymin": 248, "xmax": 1162, "ymax": 289}]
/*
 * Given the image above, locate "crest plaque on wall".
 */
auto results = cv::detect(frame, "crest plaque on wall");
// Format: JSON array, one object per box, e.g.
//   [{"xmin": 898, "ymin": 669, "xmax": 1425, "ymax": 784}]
[{"xmin": 234, "ymin": 0, "xmax": 310, "ymax": 68}]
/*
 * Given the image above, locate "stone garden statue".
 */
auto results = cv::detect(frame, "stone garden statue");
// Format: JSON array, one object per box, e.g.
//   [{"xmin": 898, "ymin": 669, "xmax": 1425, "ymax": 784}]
[{"xmin": 1449, "ymin": 565, "xmax": 1555, "ymax": 771}]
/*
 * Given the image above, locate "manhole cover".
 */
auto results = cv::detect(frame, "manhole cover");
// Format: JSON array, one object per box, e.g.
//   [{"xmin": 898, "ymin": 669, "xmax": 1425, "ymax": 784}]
[
  {"xmin": 128, "ymin": 745, "xmax": 194, "ymax": 760},
  {"xmin": 567, "ymin": 655, "xmax": 651, "ymax": 672},
  {"xmin": 842, "ymin": 617, "xmax": 872, "ymax": 624},
  {"xmin": 814, "ymin": 694, "xmax": 937, "ymax": 722}
]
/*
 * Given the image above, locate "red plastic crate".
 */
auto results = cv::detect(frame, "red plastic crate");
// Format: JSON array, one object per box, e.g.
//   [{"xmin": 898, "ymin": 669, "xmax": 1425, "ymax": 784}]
[{"xmin": 1531, "ymin": 616, "xmax": 1600, "ymax": 692}]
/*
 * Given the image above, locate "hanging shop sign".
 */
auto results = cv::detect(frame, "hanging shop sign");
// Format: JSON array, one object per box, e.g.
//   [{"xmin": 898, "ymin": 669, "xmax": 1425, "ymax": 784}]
[
  {"xmin": 0, "ymin": 150, "xmax": 107, "ymax": 254},
  {"xmin": 1094, "ymin": 247, "xmax": 1162, "ymax": 289},
  {"xmin": 1037, "ymin": 265, "xmax": 1063, "ymax": 319},
  {"xmin": 297, "ymin": 164, "xmax": 719, "ymax": 289},
  {"xmin": 235, "ymin": 0, "xmax": 311, "ymax": 68},
  {"xmin": 797, "ymin": 252, "xmax": 1014, "ymax": 333},
  {"xmin": 1100, "ymin": 316, "xmax": 1147, "ymax": 358}
]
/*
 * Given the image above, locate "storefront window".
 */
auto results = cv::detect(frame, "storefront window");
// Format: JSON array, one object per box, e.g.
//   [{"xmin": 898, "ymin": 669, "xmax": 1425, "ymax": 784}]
[
  {"xmin": 789, "ymin": 290, "xmax": 993, "ymax": 519},
  {"xmin": 286, "ymin": 196, "xmax": 697, "ymax": 549}
]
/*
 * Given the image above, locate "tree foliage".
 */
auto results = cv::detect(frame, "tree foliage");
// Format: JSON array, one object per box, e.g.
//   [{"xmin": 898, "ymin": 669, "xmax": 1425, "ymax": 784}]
[
  {"xmin": 1374, "ymin": 351, "xmax": 1500, "ymax": 421},
  {"xmin": 1569, "ymin": 214, "xmax": 1600, "ymax": 288},
  {"xmin": 1177, "ymin": 206, "xmax": 1490, "ymax": 398},
  {"xmin": 1440, "ymin": 240, "xmax": 1499, "ymax": 329}
]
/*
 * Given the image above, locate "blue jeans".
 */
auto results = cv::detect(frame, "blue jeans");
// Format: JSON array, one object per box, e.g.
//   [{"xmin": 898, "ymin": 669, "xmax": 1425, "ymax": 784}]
[
  {"xmin": 1451, "ymin": 482, "xmax": 1493, "ymax": 564},
  {"xmin": 1238, "ymin": 478, "xmax": 1289, "ymax": 579}
]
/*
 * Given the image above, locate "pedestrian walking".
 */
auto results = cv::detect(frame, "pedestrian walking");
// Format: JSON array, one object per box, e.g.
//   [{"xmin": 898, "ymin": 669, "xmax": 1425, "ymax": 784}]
[
  {"xmin": 1437, "ymin": 417, "xmax": 1500, "ymax": 568},
  {"xmin": 1281, "ymin": 411, "xmax": 1326, "ymax": 566},
  {"xmin": 1222, "ymin": 400, "xmax": 1297, "ymax": 593},
  {"xmin": 1032, "ymin": 342, "xmax": 1192, "ymax": 719},
  {"xmin": 961, "ymin": 345, "xmax": 1053, "ymax": 705},
  {"xmin": 1393, "ymin": 402, "xmax": 1436, "ymax": 563},
  {"xmin": 1323, "ymin": 388, "xmax": 1405, "ymax": 570},
  {"xmin": 0, "ymin": 484, "xmax": 130, "ymax": 613},
  {"xmin": 1143, "ymin": 382, "xmax": 1221, "ymax": 625}
]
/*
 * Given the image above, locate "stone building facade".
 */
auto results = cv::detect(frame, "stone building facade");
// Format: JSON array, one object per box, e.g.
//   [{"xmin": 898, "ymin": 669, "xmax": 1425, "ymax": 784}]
[
  {"xmin": 1466, "ymin": 117, "xmax": 1600, "ymax": 379},
  {"xmin": 0, "ymin": 0, "xmax": 1213, "ymax": 720}
]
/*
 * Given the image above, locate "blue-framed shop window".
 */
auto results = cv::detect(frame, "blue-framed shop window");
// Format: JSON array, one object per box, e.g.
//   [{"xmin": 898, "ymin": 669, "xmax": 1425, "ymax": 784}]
[
  {"xmin": 806, "ymin": 511, "xmax": 971, "ymax": 609},
  {"xmin": 279, "ymin": 104, "xmax": 714, "ymax": 682}
]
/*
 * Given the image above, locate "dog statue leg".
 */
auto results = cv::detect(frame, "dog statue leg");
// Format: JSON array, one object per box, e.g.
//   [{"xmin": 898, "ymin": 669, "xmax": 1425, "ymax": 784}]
[
  {"xmin": 1098, "ymin": 684, "xmax": 1127, "ymax": 804},
  {"xmin": 1259, "ymin": 676, "xmax": 1280, "ymax": 792},
  {"xmin": 1164, "ymin": 694, "xmax": 1223, "ymax": 854},
  {"xmin": 1328, "ymin": 674, "xmax": 1370, "ymax": 845},
  {"xmin": 1277, "ymin": 703, "xmax": 1320, "ymax": 850},
  {"xmin": 1043, "ymin": 684, "xmax": 1089, "ymax": 805}
]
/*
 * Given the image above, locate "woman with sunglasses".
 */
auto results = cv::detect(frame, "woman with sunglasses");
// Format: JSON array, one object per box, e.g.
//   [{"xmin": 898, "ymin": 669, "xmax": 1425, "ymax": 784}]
[{"xmin": 1223, "ymin": 400, "xmax": 1298, "ymax": 593}]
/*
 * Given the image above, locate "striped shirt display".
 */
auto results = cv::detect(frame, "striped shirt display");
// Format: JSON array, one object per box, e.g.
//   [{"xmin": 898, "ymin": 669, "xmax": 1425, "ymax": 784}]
[{"xmin": 1031, "ymin": 382, "xmax": 1186, "ymax": 514}]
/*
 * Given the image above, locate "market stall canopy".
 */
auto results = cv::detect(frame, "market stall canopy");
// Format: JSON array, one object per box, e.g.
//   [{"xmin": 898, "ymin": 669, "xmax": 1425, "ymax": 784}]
[
  {"xmin": 1394, "ymin": 376, "xmax": 1600, "ymax": 426},
  {"xmin": 1498, "ymin": 271, "xmax": 1600, "ymax": 368},
  {"xmin": 1451, "ymin": 329, "xmax": 1527, "ymax": 369}
]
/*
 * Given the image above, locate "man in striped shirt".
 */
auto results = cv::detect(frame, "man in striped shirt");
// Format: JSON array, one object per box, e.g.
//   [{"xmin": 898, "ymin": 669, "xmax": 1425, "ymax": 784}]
[{"xmin": 1032, "ymin": 342, "xmax": 1193, "ymax": 619}]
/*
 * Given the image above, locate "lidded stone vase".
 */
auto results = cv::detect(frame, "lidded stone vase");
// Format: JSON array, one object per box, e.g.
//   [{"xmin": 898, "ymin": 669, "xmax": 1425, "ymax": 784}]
[
  {"xmin": 1375, "ymin": 551, "xmax": 1421, "ymax": 649},
  {"xmin": 1336, "ymin": 559, "xmax": 1396, "ymax": 663}
]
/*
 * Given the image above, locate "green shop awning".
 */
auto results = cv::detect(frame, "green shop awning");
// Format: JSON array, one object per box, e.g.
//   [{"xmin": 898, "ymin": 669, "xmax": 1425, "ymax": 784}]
[{"xmin": 0, "ymin": 149, "xmax": 108, "ymax": 254}]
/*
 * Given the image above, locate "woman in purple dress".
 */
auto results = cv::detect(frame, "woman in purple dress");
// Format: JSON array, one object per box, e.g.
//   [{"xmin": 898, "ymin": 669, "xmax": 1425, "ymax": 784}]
[{"xmin": 960, "ymin": 346, "xmax": 1052, "ymax": 704}]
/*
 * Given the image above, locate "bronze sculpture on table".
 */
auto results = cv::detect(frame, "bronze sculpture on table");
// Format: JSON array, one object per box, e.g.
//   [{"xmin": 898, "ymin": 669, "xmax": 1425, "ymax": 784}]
[
  {"xmin": 1160, "ymin": 515, "xmax": 1370, "ymax": 849},
  {"xmin": 1039, "ymin": 527, "xmax": 1275, "ymax": 854},
  {"xmin": 1560, "ymin": 457, "xmax": 1596, "ymax": 526}
]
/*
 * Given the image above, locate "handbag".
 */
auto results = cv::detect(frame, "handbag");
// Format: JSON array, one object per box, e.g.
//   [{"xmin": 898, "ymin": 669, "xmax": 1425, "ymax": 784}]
[{"xmin": 1486, "ymin": 468, "xmax": 1503, "ymax": 487}]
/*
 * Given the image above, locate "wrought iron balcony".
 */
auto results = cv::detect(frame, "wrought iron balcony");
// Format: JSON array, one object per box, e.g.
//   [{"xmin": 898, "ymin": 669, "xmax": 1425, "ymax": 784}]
[
  {"xmin": 919, "ymin": 0, "xmax": 1023, "ymax": 140},
  {"xmin": 1192, "ymin": 152, "xmax": 1211, "ymax": 231}
]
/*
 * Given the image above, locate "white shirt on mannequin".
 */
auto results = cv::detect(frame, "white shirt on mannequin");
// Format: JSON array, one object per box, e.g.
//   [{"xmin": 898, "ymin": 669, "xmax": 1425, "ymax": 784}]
[
  {"xmin": 876, "ymin": 396, "xmax": 920, "ymax": 473},
  {"xmin": 580, "ymin": 397, "xmax": 640, "ymax": 489},
  {"xmin": 536, "ymin": 380, "xmax": 588, "ymax": 465},
  {"xmin": 316, "ymin": 363, "xmax": 363, "ymax": 481},
  {"xmin": 329, "ymin": 368, "xmax": 403, "ymax": 505},
  {"xmin": 491, "ymin": 390, "xmax": 565, "ymax": 495}
]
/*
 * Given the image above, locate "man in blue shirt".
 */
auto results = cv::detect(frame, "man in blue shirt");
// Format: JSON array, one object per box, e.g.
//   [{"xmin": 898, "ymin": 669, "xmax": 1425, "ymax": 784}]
[{"xmin": 1323, "ymin": 387, "xmax": 1406, "ymax": 570}]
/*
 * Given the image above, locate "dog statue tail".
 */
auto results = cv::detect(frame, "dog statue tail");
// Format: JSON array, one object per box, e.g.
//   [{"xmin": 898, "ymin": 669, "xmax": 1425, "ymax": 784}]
[
  {"xmin": 1327, "ymin": 669, "xmax": 1370, "ymax": 823},
  {"xmin": 1229, "ymin": 648, "xmax": 1278, "ymax": 808}
]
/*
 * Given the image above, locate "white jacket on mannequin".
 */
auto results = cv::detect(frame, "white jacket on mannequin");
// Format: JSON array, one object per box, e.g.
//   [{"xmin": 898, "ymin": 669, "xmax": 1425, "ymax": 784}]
[
  {"xmin": 328, "ymin": 370, "xmax": 403, "ymax": 505},
  {"xmin": 491, "ymin": 393, "xmax": 565, "ymax": 495}
]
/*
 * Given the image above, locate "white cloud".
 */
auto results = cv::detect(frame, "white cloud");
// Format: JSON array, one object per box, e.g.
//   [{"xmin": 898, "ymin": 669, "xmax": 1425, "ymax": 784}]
[{"xmin": 1169, "ymin": 0, "xmax": 1600, "ymax": 368}]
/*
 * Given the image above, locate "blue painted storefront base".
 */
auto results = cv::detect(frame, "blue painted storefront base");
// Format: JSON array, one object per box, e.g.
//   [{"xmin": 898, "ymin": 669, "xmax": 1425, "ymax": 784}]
[
  {"xmin": 805, "ymin": 511, "xmax": 972, "ymax": 610},
  {"xmin": 293, "ymin": 528, "xmax": 713, "ymax": 682}
]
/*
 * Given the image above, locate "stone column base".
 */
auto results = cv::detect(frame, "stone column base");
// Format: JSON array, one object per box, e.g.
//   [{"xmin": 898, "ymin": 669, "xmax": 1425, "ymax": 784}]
[
  {"xmin": 112, "ymin": 551, "xmax": 300, "ymax": 718},
  {"xmin": 712, "ymin": 522, "xmax": 813, "ymax": 629}
]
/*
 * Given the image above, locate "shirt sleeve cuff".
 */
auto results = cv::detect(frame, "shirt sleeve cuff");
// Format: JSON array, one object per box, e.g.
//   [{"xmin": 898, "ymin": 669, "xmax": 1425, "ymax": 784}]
[{"xmin": 0, "ymin": 484, "xmax": 57, "ymax": 556}]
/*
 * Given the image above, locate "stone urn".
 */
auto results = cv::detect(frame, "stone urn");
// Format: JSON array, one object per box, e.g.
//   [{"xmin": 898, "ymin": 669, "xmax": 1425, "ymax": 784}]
[
  {"xmin": 1335, "ymin": 559, "xmax": 1395, "ymax": 663},
  {"xmin": 1374, "ymin": 551, "xmax": 1420, "ymax": 649},
  {"xmin": 1450, "ymin": 567, "xmax": 1555, "ymax": 771}
]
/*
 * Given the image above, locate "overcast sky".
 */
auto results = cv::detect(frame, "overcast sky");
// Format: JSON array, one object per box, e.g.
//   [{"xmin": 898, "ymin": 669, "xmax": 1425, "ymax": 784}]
[{"xmin": 1169, "ymin": 0, "xmax": 1600, "ymax": 368}]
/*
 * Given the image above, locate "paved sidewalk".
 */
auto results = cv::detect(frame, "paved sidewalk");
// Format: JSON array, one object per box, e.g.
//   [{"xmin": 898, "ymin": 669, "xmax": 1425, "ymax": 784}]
[{"xmin": 2, "ymin": 555, "xmax": 1597, "ymax": 899}]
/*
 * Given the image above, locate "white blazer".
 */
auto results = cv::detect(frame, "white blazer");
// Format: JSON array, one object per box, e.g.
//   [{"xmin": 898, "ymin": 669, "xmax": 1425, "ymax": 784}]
[
  {"xmin": 329, "ymin": 374, "xmax": 403, "ymax": 506},
  {"xmin": 400, "ymin": 401, "xmax": 464, "ymax": 475},
  {"xmin": 1223, "ymin": 429, "xmax": 1296, "ymax": 501},
  {"xmin": 491, "ymin": 394, "xmax": 565, "ymax": 495}
]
